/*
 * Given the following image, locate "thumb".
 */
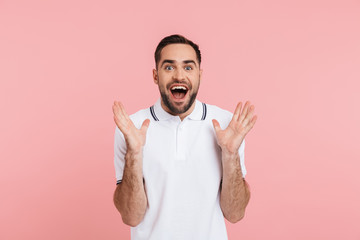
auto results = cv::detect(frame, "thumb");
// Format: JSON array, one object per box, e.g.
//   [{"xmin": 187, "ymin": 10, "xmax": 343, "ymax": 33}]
[
  {"xmin": 140, "ymin": 119, "xmax": 150, "ymax": 133},
  {"xmin": 212, "ymin": 119, "xmax": 221, "ymax": 132}
]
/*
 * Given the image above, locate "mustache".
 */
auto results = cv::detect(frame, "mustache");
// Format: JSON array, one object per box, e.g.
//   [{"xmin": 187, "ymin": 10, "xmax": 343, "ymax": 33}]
[{"xmin": 166, "ymin": 80, "xmax": 191, "ymax": 89}]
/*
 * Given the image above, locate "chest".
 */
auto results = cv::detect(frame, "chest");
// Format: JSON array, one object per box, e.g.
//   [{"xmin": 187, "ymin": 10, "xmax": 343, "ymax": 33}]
[{"xmin": 142, "ymin": 120, "xmax": 222, "ymax": 190}]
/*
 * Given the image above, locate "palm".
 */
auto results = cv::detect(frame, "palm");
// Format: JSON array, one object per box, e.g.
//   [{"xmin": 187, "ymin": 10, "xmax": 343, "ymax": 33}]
[
  {"xmin": 112, "ymin": 101, "xmax": 150, "ymax": 153},
  {"xmin": 213, "ymin": 101, "xmax": 257, "ymax": 155}
]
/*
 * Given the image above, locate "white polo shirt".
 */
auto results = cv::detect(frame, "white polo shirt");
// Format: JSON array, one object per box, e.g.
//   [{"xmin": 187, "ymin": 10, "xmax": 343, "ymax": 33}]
[{"xmin": 114, "ymin": 99, "xmax": 246, "ymax": 240}]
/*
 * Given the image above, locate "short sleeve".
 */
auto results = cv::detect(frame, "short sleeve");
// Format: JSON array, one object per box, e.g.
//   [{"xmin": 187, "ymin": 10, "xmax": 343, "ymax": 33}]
[
  {"xmin": 239, "ymin": 139, "xmax": 247, "ymax": 178},
  {"xmin": 114, "ymin": 126, "xmax": 127, "ymax": 185}
]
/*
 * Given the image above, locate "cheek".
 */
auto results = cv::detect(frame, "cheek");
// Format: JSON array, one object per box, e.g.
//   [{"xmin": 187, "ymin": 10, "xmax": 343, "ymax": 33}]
[
  {"xmin": 157, "ymin": 79, "xmax": 169, "ymax": 91},
  {"xmin": 188, "ymin": 71, "xmax": 200, "ymax": 78},
  {"xmin": 189, "ymin": 74, "xmax": 200, "ymax": 85},
  {"xmin": 159, "ymin": 75, "xmax": 172, "ymax": 85}
]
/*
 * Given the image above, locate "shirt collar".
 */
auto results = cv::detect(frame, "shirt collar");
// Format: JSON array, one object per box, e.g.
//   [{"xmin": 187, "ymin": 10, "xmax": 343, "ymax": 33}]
[{"xmin": 151, "ymin": 98, "xmax": 207, "ymax": 121}]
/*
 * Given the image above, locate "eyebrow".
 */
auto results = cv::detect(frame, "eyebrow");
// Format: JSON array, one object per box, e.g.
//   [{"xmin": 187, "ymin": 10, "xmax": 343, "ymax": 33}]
[{"xmin": 160, "ymin": 59, "xmax": 197, "ymax": 68}]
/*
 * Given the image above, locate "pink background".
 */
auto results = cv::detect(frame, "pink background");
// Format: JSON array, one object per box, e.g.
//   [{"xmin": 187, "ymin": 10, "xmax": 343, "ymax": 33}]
[{"xmin": 1, "ymin": 0, "xmax": 359, "ymax": 239}]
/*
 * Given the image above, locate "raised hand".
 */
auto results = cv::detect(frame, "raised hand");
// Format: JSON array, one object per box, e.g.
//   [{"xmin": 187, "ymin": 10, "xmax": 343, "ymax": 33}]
[
  {"xmin": 112, "ymin": 101, "xmax": 150, "ymax": 154},
  {"xmin": 212, "ymin": 101, "xmax": 257, "ymax": 156}
]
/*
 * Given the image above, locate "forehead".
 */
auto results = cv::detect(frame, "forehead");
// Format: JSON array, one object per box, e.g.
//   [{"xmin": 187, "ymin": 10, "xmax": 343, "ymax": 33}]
[{"xmin": 160, "ymin": 44, "xmax": 197, "ymax": 63}]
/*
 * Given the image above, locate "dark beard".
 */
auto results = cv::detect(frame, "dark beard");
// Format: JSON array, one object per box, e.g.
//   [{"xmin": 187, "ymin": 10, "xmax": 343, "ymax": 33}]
[{"xmin": 159, "ymin": 88, "xmax": 198, "ymax": 115}]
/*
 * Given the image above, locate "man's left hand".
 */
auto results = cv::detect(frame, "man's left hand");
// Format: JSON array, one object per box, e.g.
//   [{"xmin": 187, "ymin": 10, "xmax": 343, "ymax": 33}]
[{"xmin": 212, "ymin": 101, "xmax": 257, "ymax": 156}]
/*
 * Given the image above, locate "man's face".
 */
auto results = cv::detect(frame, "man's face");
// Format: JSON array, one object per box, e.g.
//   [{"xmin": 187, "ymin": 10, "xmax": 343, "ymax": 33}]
[{"xmin": 153, "ymin": 43, "xmax": 202, "ymax": 116}]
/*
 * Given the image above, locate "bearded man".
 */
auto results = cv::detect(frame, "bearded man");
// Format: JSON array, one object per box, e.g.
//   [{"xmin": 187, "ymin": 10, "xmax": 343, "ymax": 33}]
[{"xmin": 112, "ymin": 34, "xmax": 257, "ymax": 240}]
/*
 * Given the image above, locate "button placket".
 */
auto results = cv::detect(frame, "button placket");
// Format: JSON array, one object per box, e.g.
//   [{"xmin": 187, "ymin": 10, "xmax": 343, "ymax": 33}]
[{"xmin": 176, "ymin": 122, "xmax": 186, "ymax": 161}]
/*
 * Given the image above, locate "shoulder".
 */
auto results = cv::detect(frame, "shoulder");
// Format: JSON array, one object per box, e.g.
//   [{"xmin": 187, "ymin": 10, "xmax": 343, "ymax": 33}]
[
  {"xmin": 129, "ymin": 107, "xmax": 152, "ymax": 128},
  {"xmin": 204, "ymin": 103, "xmax": 233, "ymax": 124}
]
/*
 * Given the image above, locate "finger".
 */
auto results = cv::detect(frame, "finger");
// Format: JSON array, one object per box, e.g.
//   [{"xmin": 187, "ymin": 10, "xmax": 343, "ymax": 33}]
[
  {"xmin": 113, "ymin": 104, "xmax": 132, "ymax": 131},
  {"xmin": 238, "ymin": 101, "xmax": 251, "ymax": 122},
  {"xmin": 114, "ymin": 102, "xmax": 132, "ymax": 127},
  {"xmin": 114, "ymin": 113, "xmax": 129, "ymax": 128},
  {"xmin": 112, "ymin": 101, "xmax": 120, "ymax": 115},
  {"xmin": 113, "ymin": 104, "xmax": 127, "ymax": 124},
  {"xmin": 114, "ymin": 101, "xmax": 128, "ymax": 120},
  {"xmin": 113, "ymin": 115, "xmax": 128, "ymax": 134},
  {"xmin": 241, "ymin": 105, "xmax": 255, "ymax": 127},
  {"xmin": 233, "ymin": 102, "xmax": 242, "ymax": 120},
  {"xmin": 118, "ymin": 102, "xmax": 130, "ymax": 120},
  {"xmin": 245, "ymin": 115, "xmax": 257, "ymax": 133},
  {"xmin": 113, "ymin": 101, "xmax": 124, "ymax": 118},
  {"xmin": 212, "ymin": 119, "xmax": 222, "ymax": 133},
  {"xmin": 249, "ymin": 115, "xmax": 257, "ymax": 129},
  {"xmin": 140, "ymin": 119, "xmax": 150, "ymax": 133},
  {"xmin": 113, "ymin": 103, "xmax": 126, "ymax": 123}
]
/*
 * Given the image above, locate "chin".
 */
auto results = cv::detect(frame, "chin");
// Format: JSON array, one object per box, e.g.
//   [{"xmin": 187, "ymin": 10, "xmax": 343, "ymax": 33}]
[{"xmin": 162, "ymin": 94, "xmax": 196, "ymax": 115}]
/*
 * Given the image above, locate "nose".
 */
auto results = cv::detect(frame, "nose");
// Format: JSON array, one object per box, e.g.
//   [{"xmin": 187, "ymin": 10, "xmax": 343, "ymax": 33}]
[{"xmin": 173, "ymin": 68, "xmax": 185, "ymax": 80}]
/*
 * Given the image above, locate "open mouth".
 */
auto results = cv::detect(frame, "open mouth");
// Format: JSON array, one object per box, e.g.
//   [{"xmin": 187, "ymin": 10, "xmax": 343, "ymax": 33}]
[{"xmin": 170, "ymin": 85, "xmax": 188, "ymax": 100}]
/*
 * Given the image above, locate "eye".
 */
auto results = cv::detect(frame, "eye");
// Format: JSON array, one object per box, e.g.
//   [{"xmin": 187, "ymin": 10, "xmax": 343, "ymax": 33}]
[
  {"xmin": 165, "ymin": 65, "xmax": 174, "ymax": 70},
  {"xmin": 185, "ymin": 66, "xmax": 193, "ymax": 71}
]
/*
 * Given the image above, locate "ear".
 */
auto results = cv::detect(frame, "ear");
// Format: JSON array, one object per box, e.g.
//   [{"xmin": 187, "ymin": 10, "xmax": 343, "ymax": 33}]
[
  {"xmin": 199, "ymin": 68, "xmax": 203, "ymax": 82},
  {"xmin": 153, "ymin": 69, "xmax": 158, "ymax": 84}
]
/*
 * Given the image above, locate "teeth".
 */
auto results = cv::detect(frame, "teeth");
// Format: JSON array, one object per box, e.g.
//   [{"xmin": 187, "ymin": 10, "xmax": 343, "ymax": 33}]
[{"xmin": 171, "ymin": 86, "xmax": 187, "ymax": 90}]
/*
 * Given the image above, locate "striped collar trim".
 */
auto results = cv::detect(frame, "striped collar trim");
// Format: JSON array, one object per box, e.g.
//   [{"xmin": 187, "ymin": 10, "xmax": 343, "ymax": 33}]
[{"xmin": 150, "ymin": 99, "xmax": 207, "ymax": 121}]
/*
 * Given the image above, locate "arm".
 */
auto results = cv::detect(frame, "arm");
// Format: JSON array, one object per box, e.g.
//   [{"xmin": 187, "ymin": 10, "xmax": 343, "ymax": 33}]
[
  {"xmin": 113, "ymin": 151, "xmax": 147, "ymax": 227},
  {"xmin": 220, "ymin": 152, "xmax": 250, "ymax": 223},
  {"xmin": 213, "ymin": 101, "xmax": 257, "ymax": 223},
  {"xmin": 112, "ymin": 101, "xmax": 150, "ymax": 227}
]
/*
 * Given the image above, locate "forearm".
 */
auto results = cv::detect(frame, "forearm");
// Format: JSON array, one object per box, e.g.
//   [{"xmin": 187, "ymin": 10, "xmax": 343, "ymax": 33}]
[
  {"xmin": 113, "ymin": 151, "xmax": 147, "ymax": 227},
  {"xmin": 220, "ymin": 152, "xmax": 250, "ymax": 223}
]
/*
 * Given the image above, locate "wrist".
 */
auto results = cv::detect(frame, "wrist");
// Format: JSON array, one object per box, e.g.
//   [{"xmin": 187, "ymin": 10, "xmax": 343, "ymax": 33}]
[
  {"xmin": 222, "ymin": 153, "xmax": 242, "ymax": 176},
  {"xmin": 221, "ymin": 148, "xmax": 238, "ymax": 160},
  {"xmin": 125, "ymin": 149, "xmax": 143, "ymax": 163},
  {"xmin": 126, "ymin": 143, "xmax": 144, "ymax": 155}
]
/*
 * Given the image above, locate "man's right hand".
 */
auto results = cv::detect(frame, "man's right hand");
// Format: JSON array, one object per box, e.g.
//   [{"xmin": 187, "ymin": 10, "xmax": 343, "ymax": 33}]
[{"xmin": 112, "ymin": 101, "xmax": 150, "ymax": 154}]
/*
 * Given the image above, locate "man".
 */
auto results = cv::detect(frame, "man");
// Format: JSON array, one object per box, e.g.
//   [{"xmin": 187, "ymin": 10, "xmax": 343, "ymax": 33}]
[{"xmin": 112, "ymin": 34, "xmax": 257, "ymax": 240}]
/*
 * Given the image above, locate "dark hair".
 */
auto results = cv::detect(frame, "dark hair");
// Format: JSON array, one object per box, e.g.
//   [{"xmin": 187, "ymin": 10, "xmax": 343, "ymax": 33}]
[{"xmin": 154, "ymin": 34, "xmax": 201, "ymax": 69}]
